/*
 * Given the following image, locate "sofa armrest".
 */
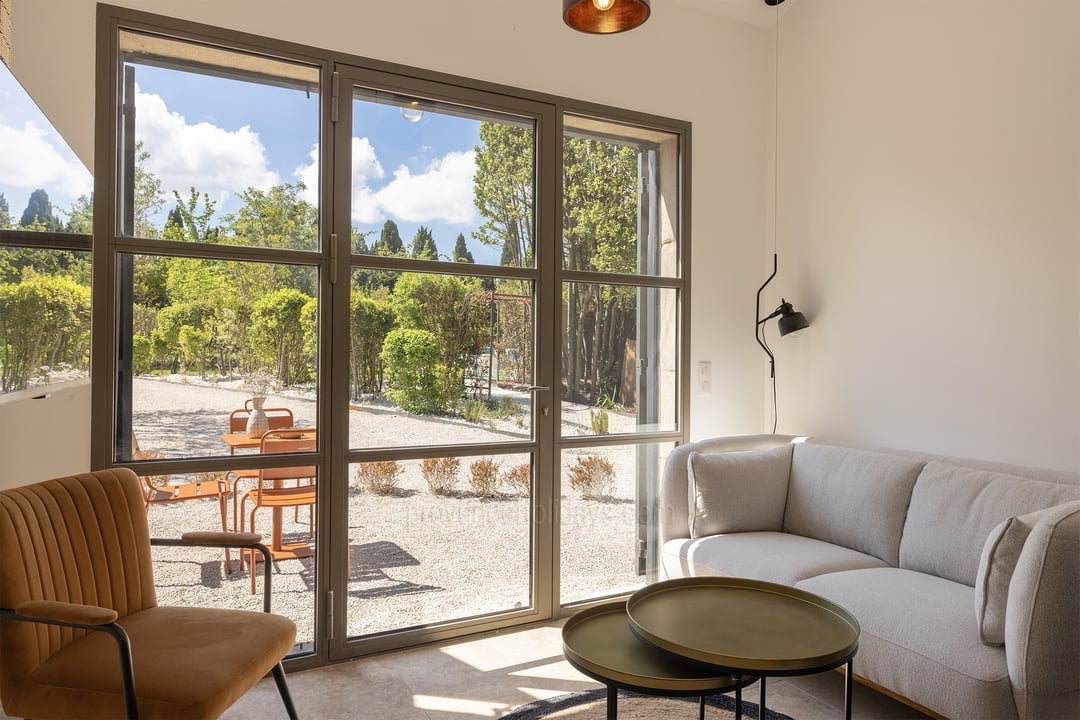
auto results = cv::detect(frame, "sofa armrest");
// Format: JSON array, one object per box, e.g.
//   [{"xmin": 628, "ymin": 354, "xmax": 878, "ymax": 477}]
[
  {"xmin": 659, "ymin": 434, "xmax": 796, "ymax": 544},
  {"xmin": 1005, "ymin": 502, "xmax": 1080, "ymax": 720}
]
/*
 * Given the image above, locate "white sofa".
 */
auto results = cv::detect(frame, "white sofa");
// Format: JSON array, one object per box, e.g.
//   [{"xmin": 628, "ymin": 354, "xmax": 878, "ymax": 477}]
[{"xmin": 658, "ymin": 435, "xmax": 1080, "ymax": 720}]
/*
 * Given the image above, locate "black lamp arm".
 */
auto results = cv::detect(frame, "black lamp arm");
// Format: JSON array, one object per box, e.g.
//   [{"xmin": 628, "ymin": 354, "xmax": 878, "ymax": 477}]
[{"xmin": 755, "ymin": 253, "xmax": 779, "ymax": 377}]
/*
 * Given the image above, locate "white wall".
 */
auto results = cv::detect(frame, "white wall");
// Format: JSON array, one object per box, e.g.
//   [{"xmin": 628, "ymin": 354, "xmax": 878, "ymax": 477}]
[
  {"xmin": 0, "ymin": 381, "xmax": 91, "ymax": 488},
  {"xmin": 771, "ymin": 0, "xmax": 1080, "ymax": 471}
]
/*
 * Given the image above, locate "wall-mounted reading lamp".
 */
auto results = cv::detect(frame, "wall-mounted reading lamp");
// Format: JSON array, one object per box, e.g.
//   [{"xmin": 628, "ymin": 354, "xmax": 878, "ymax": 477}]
[{"xmin": 756, "ymin": 253, "xmax": 809, "ymax": 433}]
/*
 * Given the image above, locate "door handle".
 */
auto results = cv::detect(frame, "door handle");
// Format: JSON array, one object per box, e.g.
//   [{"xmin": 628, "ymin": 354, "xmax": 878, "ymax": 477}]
[{"xmin": 514, "ymin": 385, "xmax": 550, "ymax": 392}]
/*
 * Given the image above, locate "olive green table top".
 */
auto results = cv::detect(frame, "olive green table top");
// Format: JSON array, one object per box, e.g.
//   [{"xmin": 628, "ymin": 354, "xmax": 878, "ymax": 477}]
[
  {"xmin": 627, "ymin": 577, "xmax": 860, "ymax": 674},
  {"xmin": 561, "ymin": 600, "xmax": 756, "ymax": 694}
]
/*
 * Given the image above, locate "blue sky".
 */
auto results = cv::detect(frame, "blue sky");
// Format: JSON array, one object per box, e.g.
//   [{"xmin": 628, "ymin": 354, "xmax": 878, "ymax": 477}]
[{"xmin": 0, "ymin": 61, "xmax": 503, "ymax": 265}]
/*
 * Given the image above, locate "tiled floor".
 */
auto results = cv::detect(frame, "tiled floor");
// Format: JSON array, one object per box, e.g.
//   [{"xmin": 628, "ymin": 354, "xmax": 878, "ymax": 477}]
[{"xmin": 222, "ymin": 623, "xmax": 933, "ymax": 720}]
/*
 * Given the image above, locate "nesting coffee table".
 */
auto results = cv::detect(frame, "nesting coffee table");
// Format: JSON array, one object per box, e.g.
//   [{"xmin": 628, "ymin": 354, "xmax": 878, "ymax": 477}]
[
  {"xmin": 627, "ymin": 577, "xmax": 861, "ymax": 719},
  {"xmin": 562, "ymin": 577, "xmax": 860, "ymax": 720},
  {"xmin": 562, "ymin": 601, "xmax": 758, "ymax": 720}
]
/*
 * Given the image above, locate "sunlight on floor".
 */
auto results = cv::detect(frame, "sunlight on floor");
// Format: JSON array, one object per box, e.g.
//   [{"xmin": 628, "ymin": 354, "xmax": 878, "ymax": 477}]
[{"xmin": 413, "ymin": 694, "xmax": 508, "ymax": 716}]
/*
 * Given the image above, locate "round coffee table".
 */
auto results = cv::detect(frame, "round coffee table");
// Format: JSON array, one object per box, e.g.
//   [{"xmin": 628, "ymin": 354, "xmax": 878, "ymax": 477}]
[
  {"xmin": 627, "ymin": 577, "xmax": 860, "ymax": 720},
  {"xmin": 562, "ymin": 600, "xmax": 757, "ymax": 720}
]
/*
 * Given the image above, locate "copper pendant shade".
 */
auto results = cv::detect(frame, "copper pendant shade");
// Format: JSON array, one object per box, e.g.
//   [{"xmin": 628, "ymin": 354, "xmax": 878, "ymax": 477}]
[{"xmin": 563, "ymin": 0, "xmax": 651, "ymax": 34}]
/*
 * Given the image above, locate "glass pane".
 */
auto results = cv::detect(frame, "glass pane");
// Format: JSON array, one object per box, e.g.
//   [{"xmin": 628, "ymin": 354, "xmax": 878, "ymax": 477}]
[
  {"xmin": 144, "ymin": 465, "xmax": 317, "ymax": 652},
  {"xmin": 560, "ymin": 442, "xmax": 674, "ymax": 605},
  {"xmin": 121, "ymin": 254, "xmax": 318, "ymax": 460},
  {"xmin": 349, "ymin": 270, "xmax": 533, "ymax": 449},
  {"xmin": 561, "ymin": 284, "xmax": 677, "ymax": 435},
  {"xmin": 0, "ymin": 247, "xmax": 91, "ymax": 396},
  {"xmin": 118, "ymin": 31, "xmax": 319, "ymax": 247},
  {"xmin": 350, "ymin": 89, "xmax": 535, "ymax": 268},
  {"xmin": 0, "ymin": 63, "xmax": 94, "ymax": 233},
  {"xmin": 563, "ymin": 116, "xmax": 680, "ymax": 278},
  {"xmin": 346, "ymin": 452, "xmax": 533, "ymax": 638}
]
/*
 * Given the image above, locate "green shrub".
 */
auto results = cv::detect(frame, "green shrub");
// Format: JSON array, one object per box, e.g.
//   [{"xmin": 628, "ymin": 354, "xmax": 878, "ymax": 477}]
[
  {"xmin": 463, "ymin": 398, "xmax": 484, "ymax": 423},
  {"xmin": 468, "ymin": 457, "xmax": 501, "ymax": 498},
  {"xmin": 566, "ymin": 454, "xmax": 615, "ymax": 499},
  {"xmin": 132, "ymin": 333, "xmax": 153, "ymax": 375},
  {"xmin": 421, "ymin": 457, "xmax": 460, "ymax": 495},
  {"xmin": 381, "ymin": 328, "xmax": 456, "ymax": 414},
  {"xmin": 589, "ymin": 407, "xmax": 609, "ymax": 435},
  {"xmin": 355, "ymin": 461, "xmax": 403, "ymax": 495}
]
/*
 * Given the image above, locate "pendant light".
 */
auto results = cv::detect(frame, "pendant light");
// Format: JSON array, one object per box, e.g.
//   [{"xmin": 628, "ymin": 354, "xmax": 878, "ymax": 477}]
[{"xmin": 563, "ymin": 0, "xmax": 651, "ymax": 34}]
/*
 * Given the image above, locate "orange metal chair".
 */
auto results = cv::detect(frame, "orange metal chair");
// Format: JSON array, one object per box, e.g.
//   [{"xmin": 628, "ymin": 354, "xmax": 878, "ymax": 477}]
[
  {"xmin": 238, "ymin": 429, "xmax": 317, "ymax": 593},
  {"xmin": 0, "ymin": 468, "xmax": 298, "ymax": 719},
  {"xmin": 132, "ymin": 434, "xmax": 234, "ymax": 572}
]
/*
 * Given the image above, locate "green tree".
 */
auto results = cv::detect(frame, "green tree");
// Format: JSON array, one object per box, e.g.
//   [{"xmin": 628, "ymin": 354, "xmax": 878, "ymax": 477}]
[
  {"xmin": 561, "ymin": 137, "xmax": 640, "ymax": 404},
  {"xmin": 151, "ymin": 301, "xmax": 214, "ymax": 373},
  {"xmin": 410, "ymin": 226, "xmax": 438, "ymax": 260},
  {"xmin": 249, "ymin": 287, "xmax": 314, "ymax": 386},
  {"xmin": 163, "ymin": 188, "xmax": 218, "ymax": 243},
  {"xmin": 452, "ymin": 233, "xmax": 475, "ymax": 263},
  {"xmin": 350, "ymin": 290, "xmax": 396, "ymax": 398},
  {"xmin": 133, "ymin": 141, "xmax": 165, "ymax": 238},
  {"xmin": 392, "ymin": 273, "xmax": 489, "ymax": 400},
  {"xmin": 63, "ymin": 194, "xmax": 94, "ymax": 235},
  {"xmin": 0, "ymin": 193, "xmax": 12, "ymax": 229},
  {"xmin": 473, "ymin": 123, "xmax": 534, "ymax": 267},
  {"xmin": 19, "ymin": 189, "xmax": 62, "ymax": 231},
  {"xmin": 0, "ymin": 273, "xmax": 90, "ymax": 391},
  {"xmin": 225, "ymin": 183, "xmax": 317, "ymax": 251},
  {"xmin": 374, "ymin": 219, "xmax": 404, "ymax": 255}
]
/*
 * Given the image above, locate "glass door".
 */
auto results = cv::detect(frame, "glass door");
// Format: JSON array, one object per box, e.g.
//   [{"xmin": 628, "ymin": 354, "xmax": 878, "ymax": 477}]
[{"xmin": 328, "ymin": 68, "xmax": 556, "ymax": 655}]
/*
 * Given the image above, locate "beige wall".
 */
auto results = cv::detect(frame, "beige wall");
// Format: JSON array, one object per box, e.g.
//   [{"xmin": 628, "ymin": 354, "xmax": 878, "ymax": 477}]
[{"xmin": 770, "ymin": 0, "xmax": 1079, "ymax": 470}]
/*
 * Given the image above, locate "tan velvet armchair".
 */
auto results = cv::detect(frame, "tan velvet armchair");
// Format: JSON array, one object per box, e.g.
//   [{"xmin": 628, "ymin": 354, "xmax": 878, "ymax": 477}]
[{"xmin": 0, "ymin": 468, "xmax": 299, "ymax": 719}]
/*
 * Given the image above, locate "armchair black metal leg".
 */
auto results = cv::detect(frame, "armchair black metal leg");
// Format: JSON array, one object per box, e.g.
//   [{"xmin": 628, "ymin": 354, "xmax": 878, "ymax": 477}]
[{"xmin": 271, "ymin": 662, "xmax": 298, "ymax": 720}]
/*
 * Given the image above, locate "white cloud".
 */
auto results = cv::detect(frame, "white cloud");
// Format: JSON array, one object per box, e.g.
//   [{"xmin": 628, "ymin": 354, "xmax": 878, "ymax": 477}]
[
  {"xmin": 134, "ymin": 89, "xmax": 279, "ymax": 205},
  {"xmin": 0, "ymin": 120, "xmax": 92, "ymax": 204},
  {"xmin": 374, "ymin": 150, "xmax": 477, "ymax": 225},
  {"xmin": 295, "ymin": 137, "xmax": 385, "ymax": 223},
  {"xmin": 294, "ymin": 138, "xmax": 476, "ymax": 226}
]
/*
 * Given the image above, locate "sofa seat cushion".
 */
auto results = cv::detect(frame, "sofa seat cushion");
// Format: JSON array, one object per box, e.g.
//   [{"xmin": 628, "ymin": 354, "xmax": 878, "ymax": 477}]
[
  {"xmin": 660, "ymin": 531, "xmax": 888, "ymax": 586},
  {"xmin": 796, "ymin": 568, "xmax": 1016, "ymax": 720},
  {"xmin": 7, "ymin": 605, "xmax": 296, "ymax": 720}
]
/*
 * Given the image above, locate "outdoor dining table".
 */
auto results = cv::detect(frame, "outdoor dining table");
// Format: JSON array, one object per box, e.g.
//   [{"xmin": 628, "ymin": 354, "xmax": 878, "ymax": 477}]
[{"xmin": 220, "ymin": 430, "xmax": 316, "ymax": 562}]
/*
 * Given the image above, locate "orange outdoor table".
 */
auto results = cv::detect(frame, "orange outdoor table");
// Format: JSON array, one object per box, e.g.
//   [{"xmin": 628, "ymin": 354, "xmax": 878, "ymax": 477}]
[{"xmin": 220, "ymin": 430, "xmax": 316, "ymax": 562}]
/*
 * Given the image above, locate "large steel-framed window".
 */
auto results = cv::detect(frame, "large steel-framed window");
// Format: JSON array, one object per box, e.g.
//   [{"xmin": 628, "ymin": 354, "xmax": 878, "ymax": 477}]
[{"xmin": 94, "ymin": 6, "xmax": 689, "ymax": 668}]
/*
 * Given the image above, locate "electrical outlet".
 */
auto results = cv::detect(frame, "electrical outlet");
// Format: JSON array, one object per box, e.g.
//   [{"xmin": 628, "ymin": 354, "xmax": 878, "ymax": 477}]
[{"xmin": 698, "ymin": 360, "xmax": 712, "ymax": 396}]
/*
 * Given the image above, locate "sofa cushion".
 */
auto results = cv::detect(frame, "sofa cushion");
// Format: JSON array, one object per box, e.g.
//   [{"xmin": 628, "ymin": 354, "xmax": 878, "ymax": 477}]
[
  {"xmin": 687, "ymin": 444, "xmax": 793, "ymax": 538},
  {"xmin": 660, "ymin": 531, "xmax": 888, "ymax": 586},
  {"xmin": 899, "ymin": 462, "xmax": 1080, "ymax": 586},
  {"xmin": 796, "ymin": 568, "xmax": 1016, "ymax": 720},
  {"xmin": 783, "ymin": 444, "xmax": 924, "ymax": 565},
  {"xmin": 973, "ymin": 501, "xmax": 1080, "ymax": 647}
]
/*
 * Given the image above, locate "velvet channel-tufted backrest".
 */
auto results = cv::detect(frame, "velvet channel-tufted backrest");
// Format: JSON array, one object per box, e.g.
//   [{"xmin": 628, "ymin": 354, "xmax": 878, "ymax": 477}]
[{"xmin": 0, "ymin": 468, "xmax": 158, "ymax": 697}]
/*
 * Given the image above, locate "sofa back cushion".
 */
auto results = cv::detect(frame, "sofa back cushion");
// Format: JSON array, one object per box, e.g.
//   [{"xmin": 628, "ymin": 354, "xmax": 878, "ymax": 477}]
[
  {"xmin": 687, "ymin": 444, "xmax": 793, "ymax": 537},
  {"xmin": 899, "ymin": 462, "xmax": 1080, "ymax": 586},
  {"xmin": 783, "ymin": 443, "xmax": 925, "ymax": 565}
]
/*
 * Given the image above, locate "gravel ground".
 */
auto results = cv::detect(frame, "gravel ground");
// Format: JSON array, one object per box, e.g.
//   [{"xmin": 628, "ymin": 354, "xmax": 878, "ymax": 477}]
[{"xmin": 136, "ymin": 377, "xmax": 662, "ymax": 648}]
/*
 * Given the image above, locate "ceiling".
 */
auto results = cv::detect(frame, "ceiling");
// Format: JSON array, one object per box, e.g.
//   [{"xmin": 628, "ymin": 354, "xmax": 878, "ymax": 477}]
[{"xmin": 669, "ymin": 0, "xmax": 784, "ymax": 28}]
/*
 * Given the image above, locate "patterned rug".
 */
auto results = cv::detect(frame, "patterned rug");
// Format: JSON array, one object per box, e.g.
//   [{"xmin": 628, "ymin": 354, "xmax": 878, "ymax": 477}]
[{"xmin": 502, "ymin": 688, "xmax": 796, "ymax": 719}]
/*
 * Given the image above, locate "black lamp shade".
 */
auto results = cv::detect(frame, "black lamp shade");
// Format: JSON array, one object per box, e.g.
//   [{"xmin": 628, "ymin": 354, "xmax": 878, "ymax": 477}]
[
  {"xmin": 563, "ymin": 0, "xmax": 651, "ymax": 34},
  {"xmin": 777, "ymin": 302, "xmax": 809, "ymax": 336}
]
